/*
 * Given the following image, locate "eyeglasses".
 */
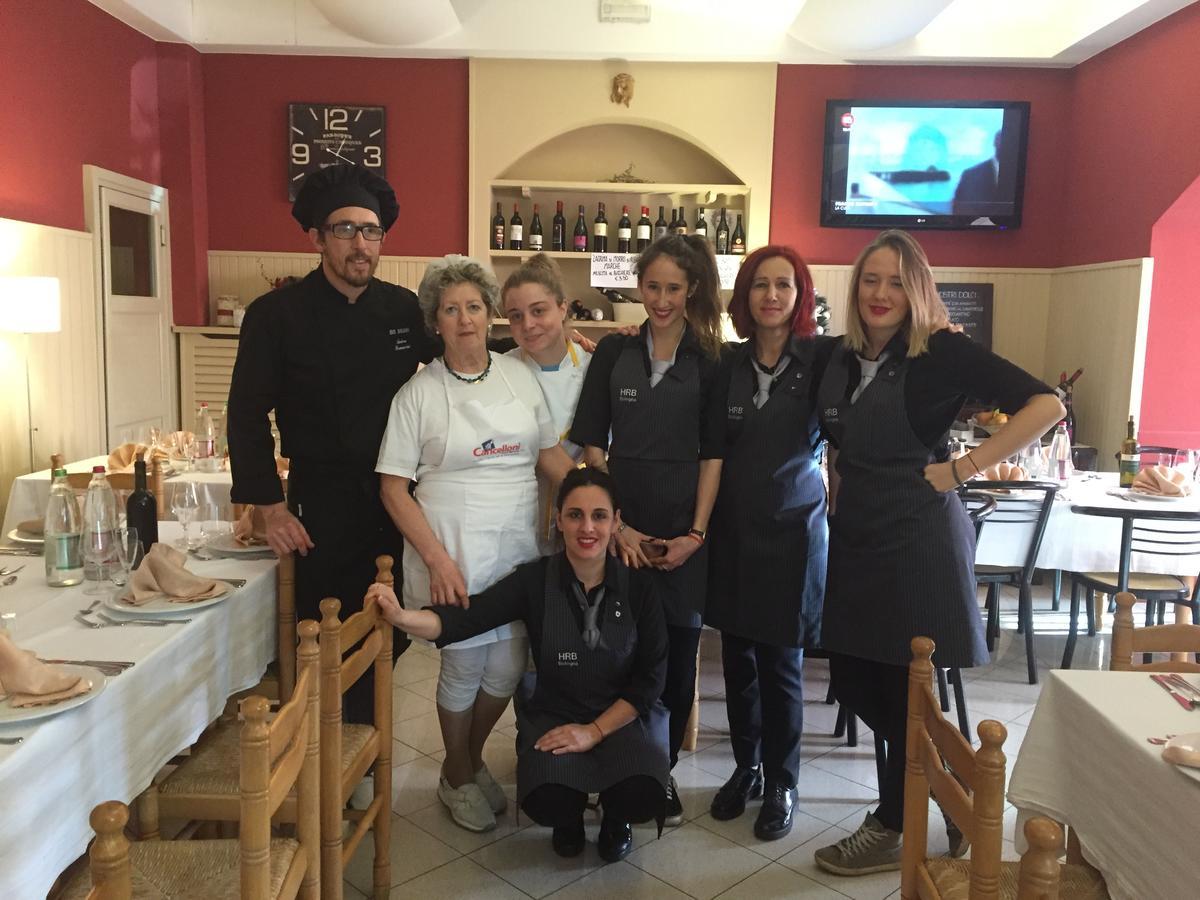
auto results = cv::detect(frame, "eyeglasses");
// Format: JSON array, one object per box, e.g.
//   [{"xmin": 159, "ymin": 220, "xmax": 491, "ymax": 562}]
[{"xmin": 322, "ymin": 222, "xmax": 385, "ymax": 241}]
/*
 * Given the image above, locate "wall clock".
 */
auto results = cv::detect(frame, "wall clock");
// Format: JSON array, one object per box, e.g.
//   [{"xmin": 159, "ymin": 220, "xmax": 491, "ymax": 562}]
[{"xmin": 287, "ymin": 103, "xmax": 386, "ymax": 200}]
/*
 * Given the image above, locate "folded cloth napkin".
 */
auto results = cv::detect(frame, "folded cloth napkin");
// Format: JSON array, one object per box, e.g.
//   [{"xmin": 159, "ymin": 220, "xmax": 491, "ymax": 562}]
[
  {"xmin": 233, "ymin": 505, "xmax": 269, "ymax": 546},
  {"xmin": 1132, "ymin": 465, "xmax": 1194, "ymax": 497},
  {"xmin": 982, "ymin": 462, "xmax": 1027, "ymax": 481},
  {"xmin": 15, "ymin": 519, "xmax": 43, "ymax": 537},
  {"xmin": 0, "ymin": 632, "xmax": 90, "ymax": 708},
  {"xmin": 107, "ymin": 442, "xmax": 170, "ymax": 472},
  {"xmin": 120, "ymin": 544, "xmax": 229, "ymax": 605}
]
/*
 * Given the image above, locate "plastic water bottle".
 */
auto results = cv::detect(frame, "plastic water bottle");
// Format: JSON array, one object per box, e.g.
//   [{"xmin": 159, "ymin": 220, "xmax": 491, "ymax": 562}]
[
  {"xmin": 1048, "ymin": 421, "xmax": 1073, "ymax": 485},
  {"xmin": 196, "ymin": 401, "xmax": 219, "ymax": 473},
  {"xmin": 82, "ymin": 466, "xmax": 119, "ymax": 585},
  {"xmin": 44, "ymin": 468, "xmax": 83, "ymax": 586}
]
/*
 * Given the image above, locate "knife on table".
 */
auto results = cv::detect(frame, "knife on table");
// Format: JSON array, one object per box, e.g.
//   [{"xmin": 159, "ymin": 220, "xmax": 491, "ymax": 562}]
[{"xmin": 1151, "ymin": 674, "xmax": 1197, "ymax": 710}]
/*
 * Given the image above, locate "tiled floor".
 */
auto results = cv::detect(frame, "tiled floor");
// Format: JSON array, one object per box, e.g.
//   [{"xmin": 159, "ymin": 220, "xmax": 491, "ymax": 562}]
[{"xmin": 348, "ymin": 584, "xmax": 1126, "ymax": 899}]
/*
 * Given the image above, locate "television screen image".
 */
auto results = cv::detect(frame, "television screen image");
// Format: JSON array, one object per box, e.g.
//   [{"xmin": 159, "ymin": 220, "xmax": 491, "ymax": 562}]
[{"xmin": 820, "ymin": 100, "xmax": 1030, "ymax": 230}]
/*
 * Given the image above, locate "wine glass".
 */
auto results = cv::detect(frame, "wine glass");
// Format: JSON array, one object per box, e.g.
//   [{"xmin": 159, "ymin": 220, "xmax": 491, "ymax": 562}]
[
  {"xmin": 1175, "ymin": 449, "xmax": 1199, "ymax": 482},
  {"xmin": 82, "ymin": 525, "xmax": 114, "ymax": 596},
  {"xmin": 109, "ymin": 527, "xmax": 141, "ymax": 588},
  {"xmin": 171, "ymin": 482, "xmax": 200, "ymax": 550},
  {"xmin": 198, "ymin": 502, "xmax": 231, "ymax": 551},
  {"xmin": 180, "ymin": 434, "xmax": 197, "ymax": 472},
  {"xmin": 146, "ymin": 426, "xmax": 162, "ymax": 455},
  {"xmin": 1020, "ymin": 441, "xmax": 1045, "ymax": 480}
]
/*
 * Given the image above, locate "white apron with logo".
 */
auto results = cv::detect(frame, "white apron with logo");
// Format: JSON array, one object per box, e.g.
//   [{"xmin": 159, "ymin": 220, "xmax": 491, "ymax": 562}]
[{"xmin": 404, "ymin": 357, "xmax": 541, "ymax": 649}]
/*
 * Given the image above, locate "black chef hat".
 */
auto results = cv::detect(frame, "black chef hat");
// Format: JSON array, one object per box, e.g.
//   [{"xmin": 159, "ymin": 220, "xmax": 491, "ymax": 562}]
[{"xmin": 291, "ymin": 165, "xmax": 399, "ymax": 232}]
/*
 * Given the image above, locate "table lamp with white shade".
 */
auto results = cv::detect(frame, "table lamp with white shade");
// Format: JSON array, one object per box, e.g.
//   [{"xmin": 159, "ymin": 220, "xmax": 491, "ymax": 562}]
[{"xmin": 0, "ymin": 276, "xmax": 62, "ymax": 470}]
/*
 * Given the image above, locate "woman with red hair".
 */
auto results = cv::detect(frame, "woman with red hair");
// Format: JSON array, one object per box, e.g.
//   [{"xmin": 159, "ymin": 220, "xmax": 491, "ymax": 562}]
[{"xmin": 704, "ymin": 244, "xmax": 831, "ymax": 841}]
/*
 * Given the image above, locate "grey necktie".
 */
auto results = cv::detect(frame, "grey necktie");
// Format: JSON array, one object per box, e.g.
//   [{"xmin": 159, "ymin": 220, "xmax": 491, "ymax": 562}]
[
  {"xmin": 571, "ymin": 582, "xmax": 605, "ymax": 650},
  {"xmin": 752, "ymin": 355, "xmax": 791, "ymax": 409}
]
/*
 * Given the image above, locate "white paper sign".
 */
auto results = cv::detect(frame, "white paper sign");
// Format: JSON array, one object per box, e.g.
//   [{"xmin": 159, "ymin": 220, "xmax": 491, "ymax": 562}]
[
  {"xmin": 589, "ymin": 253, "xmax": 638, "ymax": 289},
  {"xmin": 716, "ymin": 254, "xmax": 743, "ymax": 290}
]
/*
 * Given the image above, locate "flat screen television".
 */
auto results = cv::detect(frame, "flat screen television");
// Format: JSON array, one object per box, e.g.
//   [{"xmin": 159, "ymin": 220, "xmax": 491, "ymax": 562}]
[{"xmin": 820, "ymin": 99, "xmax": 1030, "ymax": 230}]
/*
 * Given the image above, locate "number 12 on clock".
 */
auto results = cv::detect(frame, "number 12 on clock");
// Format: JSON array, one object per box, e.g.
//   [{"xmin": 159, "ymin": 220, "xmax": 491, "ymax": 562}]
[{"xmin": 287, "ymin": 103, "xmax": 386, "ymax": 200}]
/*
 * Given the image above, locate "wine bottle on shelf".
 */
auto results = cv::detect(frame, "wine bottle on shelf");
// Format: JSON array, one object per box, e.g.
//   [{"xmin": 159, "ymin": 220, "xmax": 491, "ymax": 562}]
[
  {"xmin": 715, "ymin": 207, "xmax": 731, "ymax": 254},
  {"xmin": 654, "ymin": 206, "xmax": 668, "ymax": 240},
  {"xmin": 509, "ymin": 203, "xmax": 524, "ymax": 251},
  {"xmin": 694, "ymin": 208, "xmax": 708, "ymax": 239},
  {"xmin": 636, "ymin": 206, "xmax": 652, "ymax": 252},
  {"xmin": 551, "ymin": 200, "xmax": 566, "ymax": 252},
  {"xmin": 617, "ymin": 205, "xmax": 632, "ymax": 253},
  {"xmin": 1119, "ymin": 415, "xmax": 1140, "ymax": 487},
  {"xmin": 731, "ymin": 214, "xmax": 746, "ymax": 255},
  {"xmin": 593, "ymin": 202, "xmax": 608, "ymax": 253},
  {"xmin": 573, "ymin": 204, "xmax": 588, "ymax": 252},
  {"xmin": 491, "ymin": 202, "xmax": 505, "ymax": 251},
  {"xmin": 528, "ymin": 204, "xmax": 543, "ymax": 251},
  {"xmin": 674, "ymin": 207, "xmax": 688, "ymax": 235},
  {"xmin": 667, "ymin": 207, "xmax": 679, "ymax": 234},
  {"xmin": 125, "ymin": 453, "xmax": 158, "ymax": 558}
]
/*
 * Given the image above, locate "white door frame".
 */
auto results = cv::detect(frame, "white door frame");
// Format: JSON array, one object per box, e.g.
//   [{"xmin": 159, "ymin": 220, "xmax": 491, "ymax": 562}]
[{"xmin": 82, "ymin": 165, "xmax": 178, "ymax": 445}]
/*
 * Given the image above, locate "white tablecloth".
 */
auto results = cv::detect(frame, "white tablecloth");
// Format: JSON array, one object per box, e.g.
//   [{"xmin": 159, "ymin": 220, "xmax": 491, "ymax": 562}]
[
  {"xmin": 2, "ymin": 455, "xmax": 238, "ymax": 536},
  {"xmin": 974, "ymin": 472, "xmax": 1200, "ymax": 575},
  {"xmin": 0, "ymin": 523, "xmax": 277, "ymax": 899},
  {"xmin": 1007, "ymin": 670, "xmax": 1200, "ymax": 900}
]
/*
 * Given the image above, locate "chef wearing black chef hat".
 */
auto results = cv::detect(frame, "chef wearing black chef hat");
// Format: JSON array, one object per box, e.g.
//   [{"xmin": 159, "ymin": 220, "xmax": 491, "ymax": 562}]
[{"xmin": 227, "ymin": 164, "xmax": 433, "ymax": 723}]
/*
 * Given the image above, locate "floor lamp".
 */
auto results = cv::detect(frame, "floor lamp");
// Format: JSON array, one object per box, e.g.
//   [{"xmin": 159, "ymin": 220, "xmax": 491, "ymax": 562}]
[{"xmin": 0, "ymin": 276, "xmax": 62, "ymax": 472}]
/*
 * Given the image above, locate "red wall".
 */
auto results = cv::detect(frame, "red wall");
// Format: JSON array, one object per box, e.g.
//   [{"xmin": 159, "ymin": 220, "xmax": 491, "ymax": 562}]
[
  {"xmin": 769, "ymin": 64, "xmax": 1074, "ymax": 267},
  {"xmin": 0, "ymin": 0, "xmax": 162, "ymax": 231},
  {"xmin": 201, "ymin": 55, "xmax": 469, "ymax": 258}
]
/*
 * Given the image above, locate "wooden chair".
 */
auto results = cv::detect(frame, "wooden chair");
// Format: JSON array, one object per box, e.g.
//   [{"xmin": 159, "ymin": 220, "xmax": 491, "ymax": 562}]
[
  {"xmin": 65, "ymin": 622, "xmax": 322, "ymax": 900},
  {"xmin": 55, "ymin": 453, "xmax": 167, "ymax": 518},
  {"xmin": 1110, "ymin": 591, "xmax": 1200, "ymax": 671},
  {"xmin": 900, "ymin": 636, "xmax": 1109, "ymax": 900}
]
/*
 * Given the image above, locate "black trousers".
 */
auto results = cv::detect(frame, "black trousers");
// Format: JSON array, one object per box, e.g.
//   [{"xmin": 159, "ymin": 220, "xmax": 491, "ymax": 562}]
[
  {"xmin": 721, "ymin": 633, "xmax": 804, "ymax": 788},
  {"xmin": 290, "ymin": 472, "xmax": 408, "ymax": 724},
  {"xmin": 829, "ymin": 653, "xmax": 908, "ymax": 832},
  {"xmin": 521, "ymin": 775, "xmax": 665, "ymax": 827},
  {"xmin": 664, "ymin": 624, "xmax": 703, "ymax": 768}
]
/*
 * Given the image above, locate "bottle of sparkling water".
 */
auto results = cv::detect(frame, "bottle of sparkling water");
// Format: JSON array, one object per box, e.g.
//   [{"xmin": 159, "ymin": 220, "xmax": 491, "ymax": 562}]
[
  {"xmin": 195, "ymin": 401, "xmax": 219, "ymax": 473},
  {"xmin": 44, "ymin": 468, "xmax": 84, "ymax": 586},
  {"xmin": 82, "ymin": 466, "xmax": 119, "ymax": 585},
  {"xmin": 1048, "ymin": 421, "xmax": 1073, "ymax": 485}
]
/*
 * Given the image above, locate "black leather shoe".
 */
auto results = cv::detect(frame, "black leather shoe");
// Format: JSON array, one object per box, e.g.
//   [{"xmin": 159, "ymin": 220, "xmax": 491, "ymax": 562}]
[
  {"xmin": 754, "ymin": 781, "xmax": 796, "ymax": 841},
  {"xmin": 551, "ymin": 821, "xmax": 585, "ymax": 858},
  {"xmin": 664, "ymin": 775, "xmax": 683, "ymax": 826},
  {"xmin": 710, "ymin": 765, "xmax": 764, "ymax": 821},
  {"xmin": 598, "ymin": 815, "xmax": 633, "ymax": 862}
]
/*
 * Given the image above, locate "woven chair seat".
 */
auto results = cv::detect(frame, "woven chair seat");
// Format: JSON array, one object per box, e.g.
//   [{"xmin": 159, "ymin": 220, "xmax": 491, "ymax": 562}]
[
  {"xmin": 161, "ymin": 724, "xmax": 373, "ymax": 798},
  {"xmin": 926, "ymin": 856, "xmax": 1109, "ymax": 900},
  {"xmin": 62, "ymin": 837, "xmax": 297, "ymax": 899},
  {"xmin": 1076, "ymin": 572, "xmax": 1187, "ymax": 594}
]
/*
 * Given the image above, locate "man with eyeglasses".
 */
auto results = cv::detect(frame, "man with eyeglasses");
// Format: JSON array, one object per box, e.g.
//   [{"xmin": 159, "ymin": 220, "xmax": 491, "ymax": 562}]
[{"xmin": 227, "ymin": 164, "xmax": 431, "ymax": 724}]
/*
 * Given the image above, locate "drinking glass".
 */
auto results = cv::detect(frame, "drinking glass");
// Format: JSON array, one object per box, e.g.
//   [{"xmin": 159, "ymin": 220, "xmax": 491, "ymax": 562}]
[
  {"xmin": 171, "ymin": 482, "xmax": 200, "ymax": 550},
  {"xmin": 1175, "ymin": 449, "xmax": 1199, "ymax": 481},
  {"xmin": 109, "ymin": 527, "xmax": 141, "ymax": 588},
  {"xmin": 180, "ymin": 434, "xmax": 197, "ymax": 472},
  {"xmin": 146, "ymin": 426, "xmax": 162, "ymax": 456},
  {"xmin": 1020, "ymin": 441, "xmax": 1045, "ymax": 479},
  {"xmin": 82, "ymin": 526, "xmax": 114, "ymax": 596},
  {"xmin": 198, "ymin": 502, "xmax": 231, "ymax": 549}
]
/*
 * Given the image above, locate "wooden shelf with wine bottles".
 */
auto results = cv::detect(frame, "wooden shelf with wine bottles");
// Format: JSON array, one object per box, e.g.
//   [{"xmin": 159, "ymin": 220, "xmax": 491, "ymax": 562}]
[{"xmin": 490, "ymin": 180, "xmax": 747, "ymax": 199}]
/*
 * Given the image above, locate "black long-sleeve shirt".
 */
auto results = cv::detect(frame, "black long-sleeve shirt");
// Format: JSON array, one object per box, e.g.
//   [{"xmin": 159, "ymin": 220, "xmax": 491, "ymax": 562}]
[
  {"xmin": 431, "ymin": 554, "xmax": 667, "ymax": 716},
  {"xmin": 227, "ymin": 266, "xmax": 434, "ymax": 504}
]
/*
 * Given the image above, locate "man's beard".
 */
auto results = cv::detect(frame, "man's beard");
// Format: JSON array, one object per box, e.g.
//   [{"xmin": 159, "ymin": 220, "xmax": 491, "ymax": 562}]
[{"xmin": 328, "ymin": 249, "xmax": 377, "ymax": 287}]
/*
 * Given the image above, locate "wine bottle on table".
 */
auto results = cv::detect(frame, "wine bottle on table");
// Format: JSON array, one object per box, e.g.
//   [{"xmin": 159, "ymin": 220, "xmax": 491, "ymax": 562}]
[
  {"xmin": 573, "ymin": 205, "xmax": 588, "ymax": 252},
  {"xmin": 1119, "ymin": 415, "xmax": 1140, "ymax": 487},
  {"xmin": 636, "ymin": 206, "xmax": 652, "ymax": 251},
  {"xmin": 528, "ymin": 204, "xmax": 543, "ymax": 251},
  {"xmin": 715, "ymin": 208, "xmax": 731, "ymax": 254},
  {"xmin": 509, "ymin": 204, "xmax": 524, "ymax": 251},
  {"xmin": 694, "ymin": 208, "xmax": 708, "ymax": 239},
  {"xmin": 674, "ymin": 207, "xmax": 688, "ymax": 235},
  {"xmin": 617, "ymin": 205, "xmax": 632, "ymax": 253},
  {"xmin": 593, "ymin": 202, "xmax": 608, "ymax": 252},
  {"xmin": 654, "ymin": 206, "xmax": 668, "ymax": 240},
  {"xmin": 126, "ymin": 453, "xmax": 158, "ymax": 558},
  {"xmin": 491, "ymin": 202, "xmax": 505, "ymax": 250},
  {"xmin": 731, "ymin": 214, "xmax": 746, "ymax": 254},
  {"xmin": 551, "ymin": 200, "xmax": 566, "ymax": 251}
]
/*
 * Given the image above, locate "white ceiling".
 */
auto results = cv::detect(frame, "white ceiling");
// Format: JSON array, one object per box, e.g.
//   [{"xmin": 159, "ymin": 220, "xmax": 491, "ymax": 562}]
[{"xmin": 89, "ymin": 0, "xmax": 1196, "ymax": 66}]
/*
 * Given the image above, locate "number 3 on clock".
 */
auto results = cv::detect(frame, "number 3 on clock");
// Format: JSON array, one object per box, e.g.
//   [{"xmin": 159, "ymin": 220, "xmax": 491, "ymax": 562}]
[{"xmin": 287, "ymin": 103, "xmax": 386, "ymax": 201}]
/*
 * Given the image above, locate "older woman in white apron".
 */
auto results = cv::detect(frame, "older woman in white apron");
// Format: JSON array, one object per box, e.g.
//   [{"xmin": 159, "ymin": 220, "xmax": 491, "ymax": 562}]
[
  {"xmin": 502, "ymin": 254, "xmax": 593, "ymax": 554},
  {"xmin": 377, "ymin": 256, "xmax": 574, "ymax": 833},
  {"xmin": 368, "ymin": 467, "xmax": 669, "ymax": 864}
]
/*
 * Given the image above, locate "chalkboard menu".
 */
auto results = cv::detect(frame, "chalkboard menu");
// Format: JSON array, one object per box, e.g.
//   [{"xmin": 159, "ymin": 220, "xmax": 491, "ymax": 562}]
[{"xmin": 936, "ymin": 282, "xmax": 994, "ymax": 351}]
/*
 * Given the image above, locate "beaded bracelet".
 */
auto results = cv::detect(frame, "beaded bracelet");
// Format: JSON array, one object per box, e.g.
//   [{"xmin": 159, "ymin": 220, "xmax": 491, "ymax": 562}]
[{"xmin": 950, "ymin": 457, "xmax": 964, "ymax": 486}]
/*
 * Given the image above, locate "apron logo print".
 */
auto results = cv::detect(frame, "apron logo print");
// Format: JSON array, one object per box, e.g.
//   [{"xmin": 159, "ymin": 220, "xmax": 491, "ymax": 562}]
[
  {"xmin": 618, "ymin": 387, "xmax": 638, "ymax": 403},
  {"xmin": 473, "ymin": 438, "xmax": 522, "ymax": 458},
  {"xmin": 824, "ymin": 407, "xmax": 839, "ymax": 420},
  {"xmin": 728, "ymin": 405, "xmax": 744, "ymax": 420},
  {"xmin": 557, "ymin": 651, "xmax": 579, "ymax": 667}
]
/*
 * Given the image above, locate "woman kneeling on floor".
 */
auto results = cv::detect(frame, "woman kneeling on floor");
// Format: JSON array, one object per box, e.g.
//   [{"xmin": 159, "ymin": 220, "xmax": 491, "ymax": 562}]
[{"xmin": 368, "ymin": 466, "xmax": 669, "ymax": 863}]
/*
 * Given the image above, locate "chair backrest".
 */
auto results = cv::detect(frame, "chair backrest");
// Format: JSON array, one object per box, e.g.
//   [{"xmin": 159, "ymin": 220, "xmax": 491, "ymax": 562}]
[
  {"xmin": 277, "ymin": 552, "xmax": 297, "ymax": 700},
  {"xmin": 317, "ymin": 555, "xmax": 395, "ymax": 900},
  {"xmin": 59, "ymin": 457, "xmax": 167, "ymax": 519},
  {"xmin": 1110, "ymin": 591, "xmax": 1200, "ymax": 672},
  {"xmin": 957, "ymin": 490, "xmax": 997, "ymax": 540},
  {"xmin": 84, "ymin": 801, "xmax": 132, "ymax": 900},
  {"xmin": 1071, "ymin": 506, "xmax": 1200, "ymax": 585},
  {"xmin": 965, "ymin": 481, "xmax": 1059, "ymax": 578}
]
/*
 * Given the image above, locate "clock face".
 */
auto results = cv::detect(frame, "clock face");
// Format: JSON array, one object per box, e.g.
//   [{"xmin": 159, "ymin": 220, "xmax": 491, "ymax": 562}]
[{"xmin": 287, "ymin": 103, "xmax": 386, "ymax": 201}]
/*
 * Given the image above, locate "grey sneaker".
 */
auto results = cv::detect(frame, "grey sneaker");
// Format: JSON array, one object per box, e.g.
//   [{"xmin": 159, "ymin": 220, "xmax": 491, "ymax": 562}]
[
  {"xmin": 348, "ymin": 774, "xmax": 374, "ymax": 811},
  {"xmin": 474, "ymin": 764, "xmax": 508, "ymax": 815},
  {"xmin": 437, "ymin": 776, "xmax": 497, "ymax": 832},
  {"xmin": 813, "ymin": 812, "xmax": 902, "ymax": 876}
]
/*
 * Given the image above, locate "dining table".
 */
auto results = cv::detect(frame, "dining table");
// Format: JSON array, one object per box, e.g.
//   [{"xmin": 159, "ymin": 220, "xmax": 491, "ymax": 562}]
[
  {"xmin": 1007, "ymin": 669, "xmax": 1200, "ymax": 900},
  {"xmin": 0, "ymin": 522, "xmax": 278, "ymax": 899}
]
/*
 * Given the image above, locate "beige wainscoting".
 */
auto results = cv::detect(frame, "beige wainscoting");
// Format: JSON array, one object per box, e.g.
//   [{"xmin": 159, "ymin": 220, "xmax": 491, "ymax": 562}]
[{"xmin": 0, "ymin": 217, "xmax": 103, "ymax": 523}]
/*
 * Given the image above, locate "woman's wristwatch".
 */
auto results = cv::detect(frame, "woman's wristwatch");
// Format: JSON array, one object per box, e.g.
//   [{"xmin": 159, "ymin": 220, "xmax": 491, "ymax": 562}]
[{"xmin": 686, "ymin": 528, "xmax": 706, "ymax": 545}]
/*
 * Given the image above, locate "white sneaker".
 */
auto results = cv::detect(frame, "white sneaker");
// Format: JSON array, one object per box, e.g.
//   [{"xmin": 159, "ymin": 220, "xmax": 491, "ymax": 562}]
[
  {"xmin": 438, "ymin": 776, "xmax": 497, "ymax": 832},
  {"xmin": 474, "ymin": 764, "xmax": 508, "ymax": 814},
  {"xmin": 349, "ymin": 774, "xmax": 374, "ymax": 811}
]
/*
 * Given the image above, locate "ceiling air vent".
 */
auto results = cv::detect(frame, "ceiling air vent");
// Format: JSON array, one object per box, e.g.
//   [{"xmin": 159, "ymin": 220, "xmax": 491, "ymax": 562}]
[{"xmin": 599, "ymin": 1, "xmax": 651, "ymax": 24}]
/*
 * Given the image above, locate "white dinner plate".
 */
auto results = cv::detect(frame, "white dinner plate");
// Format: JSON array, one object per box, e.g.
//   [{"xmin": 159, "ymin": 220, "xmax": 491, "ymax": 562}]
[
  {"xmin": 1162, "ymin": 732, "xmax": 1200, "ymax": 784},
  {"xmin": 6, "ymin": 528, "xmax": 44, "ymax": 546},
  {"xmin": 205, "ymin": 534, "xmax": 273, "ymax": 556},
  {"xmin": 0, "ymin": 666, "xmax": 107, "ymax": 725},
  {"xmin": 103, "ymin": 581, "xmax": 234, "ymax": 616},
  {"xmin": 1118, "ymin": 488, "xmax": 1190, "ymax": 503}
]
